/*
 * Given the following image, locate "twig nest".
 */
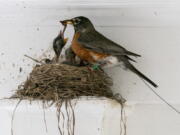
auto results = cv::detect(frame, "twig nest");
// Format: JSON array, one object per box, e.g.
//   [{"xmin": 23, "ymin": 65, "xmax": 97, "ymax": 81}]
[{"xmin": 13, "ymin": 64, "xmax": 115, "ymax": 101}]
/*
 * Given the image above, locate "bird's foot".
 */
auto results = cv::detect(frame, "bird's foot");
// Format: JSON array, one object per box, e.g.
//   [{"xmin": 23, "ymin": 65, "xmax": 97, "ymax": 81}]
[
  {"xmin": 87, "ymin": 64, "xmax": 101, "ymax": 71},
  {"xmin": 92, "ymin": 64, "xmax": 100, "ymax": 70}
]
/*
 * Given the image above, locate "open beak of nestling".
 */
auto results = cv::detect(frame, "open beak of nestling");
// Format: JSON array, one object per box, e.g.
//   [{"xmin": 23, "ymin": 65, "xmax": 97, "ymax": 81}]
[{"xmin": 60, "ymin": 19, "xmax": 73, "ymax": 25}]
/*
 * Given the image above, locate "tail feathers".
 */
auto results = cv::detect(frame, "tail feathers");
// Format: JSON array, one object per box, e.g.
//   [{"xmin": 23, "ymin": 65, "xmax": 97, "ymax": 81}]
[
  {"xmin": 125, "ymin": 56, "xmax": 136, "ymax": 63},
  {"xmin": 126, "ymin": 51, "xmax": 141, "ymax": 57},
  {"xmin": 127, "ymin": 63, "xmax": 158, "ymax": 88}
]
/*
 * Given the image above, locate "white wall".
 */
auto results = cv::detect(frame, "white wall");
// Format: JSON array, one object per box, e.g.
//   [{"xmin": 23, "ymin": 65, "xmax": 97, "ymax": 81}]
[{"xmin": 0, "ymin": 0, "xmax": 180, "ymax": 135}]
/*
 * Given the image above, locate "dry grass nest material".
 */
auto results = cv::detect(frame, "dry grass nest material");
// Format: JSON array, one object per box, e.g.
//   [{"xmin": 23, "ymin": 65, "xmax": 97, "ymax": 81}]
[
  {"xmin": 12, "ymin": 63, "xmax": 124, "ymax": 102},
  {"xmin": 10, "ymin": 63, "xmax": 126, "ymax": 135}
]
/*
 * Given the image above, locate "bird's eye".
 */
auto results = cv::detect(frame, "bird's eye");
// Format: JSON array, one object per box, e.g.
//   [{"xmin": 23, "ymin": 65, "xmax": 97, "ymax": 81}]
[{"xmin": 73, "ymin": 18, "xmax": 81, "ymax": 25}]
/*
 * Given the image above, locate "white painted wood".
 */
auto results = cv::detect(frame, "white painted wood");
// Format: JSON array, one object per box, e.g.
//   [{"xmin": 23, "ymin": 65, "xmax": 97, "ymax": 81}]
[{"xmin": 0, "ymin": 98, "xmax": 122, "ymax": 135}]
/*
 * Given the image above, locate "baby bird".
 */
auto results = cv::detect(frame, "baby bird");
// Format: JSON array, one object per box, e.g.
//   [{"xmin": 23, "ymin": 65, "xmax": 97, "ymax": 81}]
[{"xmin": 53, "ymin": 25, "xmax": 68, "ymax": 62}]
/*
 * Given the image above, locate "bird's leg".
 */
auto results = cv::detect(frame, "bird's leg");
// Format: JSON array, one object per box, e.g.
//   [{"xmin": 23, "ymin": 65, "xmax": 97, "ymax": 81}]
[
  {"xmin": 86, "ymin": 63, "xmax": 101, "ymax": 72},
  {"xmin": 86, "ymin": 63, "xmax": 105, "ymax": 73},
  {"xmin": 92, "ymin": 64, "xmax": 100, "ymax": 70},
  {"xmin": 93, "ymin": 60, "xmax": 108, "ymax": 70}
]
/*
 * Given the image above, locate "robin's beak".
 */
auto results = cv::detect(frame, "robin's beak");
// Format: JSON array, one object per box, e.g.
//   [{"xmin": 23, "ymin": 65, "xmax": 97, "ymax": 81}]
[{"xmin": 60, "ymin": 19, "xmax": 73, "ymax": 25}]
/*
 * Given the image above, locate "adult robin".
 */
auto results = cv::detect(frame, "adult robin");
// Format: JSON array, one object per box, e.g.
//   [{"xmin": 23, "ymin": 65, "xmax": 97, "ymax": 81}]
[
  {"xmin": 60, "ymin": 16, "xmax": 158, "ymax": 88},
  {"xmin": 53, "ymin": 24, "xmax": 68, "ymax": 62}
]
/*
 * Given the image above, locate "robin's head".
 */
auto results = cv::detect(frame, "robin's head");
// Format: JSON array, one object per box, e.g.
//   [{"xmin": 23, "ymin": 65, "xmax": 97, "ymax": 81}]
[{"xmin": 60, "ymin": 16, "xmax": 95, "ymax": 33}]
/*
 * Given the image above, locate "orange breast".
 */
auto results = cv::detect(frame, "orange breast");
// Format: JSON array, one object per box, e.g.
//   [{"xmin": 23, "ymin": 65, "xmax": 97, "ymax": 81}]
[{"xmin": 71, "ymin": 33, "xmax": 109, "ymax": 63}]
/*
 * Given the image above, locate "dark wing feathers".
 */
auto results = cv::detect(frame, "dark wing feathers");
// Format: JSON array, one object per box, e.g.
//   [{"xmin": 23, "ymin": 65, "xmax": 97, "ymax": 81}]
[{"xmin": 78, "ymin": 30, "xmax": 140, "ymax": 57}]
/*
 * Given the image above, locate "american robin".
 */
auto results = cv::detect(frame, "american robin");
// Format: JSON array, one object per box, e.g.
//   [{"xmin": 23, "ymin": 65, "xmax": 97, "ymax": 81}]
[
  {"xmin": 53, "ymin": 24, "xmax": 68, "ymax": 62},
  {"xmin": 61, "ymin": 16, "xmax": 158, "ymax": 88}
]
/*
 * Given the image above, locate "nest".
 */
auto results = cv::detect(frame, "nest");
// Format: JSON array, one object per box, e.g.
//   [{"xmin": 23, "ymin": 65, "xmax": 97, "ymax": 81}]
[
  {"xmin": 12, "ymin": 63, "xmax": 117, "ymax": 101},
  {"xmin": 10, "ymin": 63, "xmax": 126, "ymax": 135}
]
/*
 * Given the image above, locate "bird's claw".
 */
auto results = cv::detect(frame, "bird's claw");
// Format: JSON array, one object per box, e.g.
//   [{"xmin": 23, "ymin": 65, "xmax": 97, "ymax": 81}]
[{"xmin": 92, "ymin": 64, "xmax": 100, "ymax": 70}]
